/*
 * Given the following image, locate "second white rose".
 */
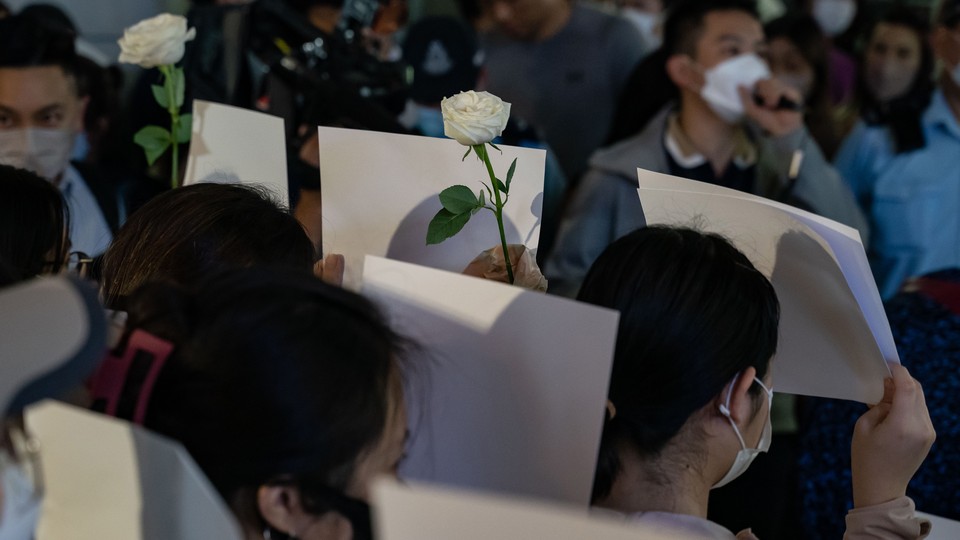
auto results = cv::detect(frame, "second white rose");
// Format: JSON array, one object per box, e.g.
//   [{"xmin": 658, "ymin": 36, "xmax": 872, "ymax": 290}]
[
  {"xmin": 441, "ymin": 91, "xmax": 511, "ymax": 146},
  {"xmin": 118, "ymin": 13, "xmax": 196, "ymax": 68}
]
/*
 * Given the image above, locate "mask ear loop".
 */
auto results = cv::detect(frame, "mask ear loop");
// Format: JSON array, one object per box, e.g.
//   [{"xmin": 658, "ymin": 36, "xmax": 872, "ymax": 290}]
[
  {"xmin": 717, "ymin": 372, "xmax": 748, "ymax": 450},
  {"xmin": 89, "ymin": 329, "xmax": 173, "ymax": 425}
]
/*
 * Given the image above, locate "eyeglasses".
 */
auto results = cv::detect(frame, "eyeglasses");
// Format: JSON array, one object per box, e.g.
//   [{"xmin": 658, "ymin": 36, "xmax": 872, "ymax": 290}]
[
  {"xmin": 65, "ymin": 251, "xmax": 93, "ymax": 279},
  {"xmin": 43, "ymin": 251, "xmax": 93, "ymax": 278}
]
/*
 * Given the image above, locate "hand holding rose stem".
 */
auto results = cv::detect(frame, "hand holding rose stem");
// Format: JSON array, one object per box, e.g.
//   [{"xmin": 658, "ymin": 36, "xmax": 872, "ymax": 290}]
[{"xmin": 427, "ymin": 91, "xmax": 518, "ymax": 284}]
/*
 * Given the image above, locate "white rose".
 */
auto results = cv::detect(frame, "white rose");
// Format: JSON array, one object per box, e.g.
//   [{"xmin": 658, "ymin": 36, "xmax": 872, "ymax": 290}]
[
  {"xmin": 118, "ymin": 14, "xmax": 196, "ymax": 68},
  {"xmin": 441, "ymin": 91, "xmax": 511, "ymax": 146}
]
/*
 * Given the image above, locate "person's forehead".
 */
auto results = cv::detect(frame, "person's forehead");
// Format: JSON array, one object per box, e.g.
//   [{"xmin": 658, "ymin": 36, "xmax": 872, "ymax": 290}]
[
  {"xmin": 0, "ymin": 66, "xmax": 75, "ymax": 105},
  {"xmin": 872, "ymin": 23, "xmax": 920, "ymax": 47},
  {"xmin": 699, "ymin": 10, "xmax": 764, "ymax": 43}
]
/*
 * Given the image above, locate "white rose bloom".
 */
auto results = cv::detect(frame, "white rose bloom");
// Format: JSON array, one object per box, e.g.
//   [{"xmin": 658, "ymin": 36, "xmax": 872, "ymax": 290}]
[
  {"xmin": 118, "ymin": 14, "xmax": 196, "ymax": 68},
  {"xmin": 441, "ymin": 91, "xmax": 511, "ymax": 146}
]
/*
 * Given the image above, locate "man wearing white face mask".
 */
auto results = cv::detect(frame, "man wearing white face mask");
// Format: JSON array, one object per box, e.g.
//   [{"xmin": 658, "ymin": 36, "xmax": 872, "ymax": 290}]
[
  {"xmin": 0, "ymin": 15, "xmax": 117, "ymax": 258},
  {"xmin": 546, "ymin": 0, "xmax": 866, "ymax": 298}
]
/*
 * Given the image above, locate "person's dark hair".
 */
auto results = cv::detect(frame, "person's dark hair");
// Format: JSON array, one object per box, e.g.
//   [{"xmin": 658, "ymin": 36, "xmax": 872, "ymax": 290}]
[
  {"xmin": 120, "ymin": 267, "xmax": 407, "ymax": 524},
  {"xmin": 765, "ymin": 14, "xmax": 840, "ymax": 159},
  {"xmin": 577, "ymin": 226, "xmax": 779, "ymax": 502},
  {"xmin": 0, "ymin": 164, "xmax": 69, "ymax": 286},
  {"xmin": 662, "ymin": 0, "xmax": 758, "ymax": 58},
  {"xmin": 101, "ymin": 183, "xmax": 315, "ymax": 309},
  {"xmin": 937, "ymin": 0, "xmax": 960, "ymax": 28},
  {"xmin": 857, "ymin": 7, "xmax": 934, "ymax": 154},
  {"xmin": 0, "ymin": 13, "xmax": 79, "ymax": 88}
]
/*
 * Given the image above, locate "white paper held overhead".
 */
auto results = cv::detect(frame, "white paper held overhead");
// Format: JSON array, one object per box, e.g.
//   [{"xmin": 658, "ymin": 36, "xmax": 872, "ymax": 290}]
[
  {"xmin": 636, "ymin": 168, "xmax": 893, "ymax": 403},
  {"xmin": 183, "ymin": 100, "xmax": 289, "ymax": 207}
]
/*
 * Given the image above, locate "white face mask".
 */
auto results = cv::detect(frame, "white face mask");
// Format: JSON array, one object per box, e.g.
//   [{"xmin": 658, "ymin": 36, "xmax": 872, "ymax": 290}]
[
  {"xmin": 0, "ymin": 128, "xmax": 75, "ymax": 182},
  {"xmin": 712, "ymin": 375, "xmax": 773, "ymax": 489},
  {"xmin": 812, "ymin": 0, "xmax": 857, "ymax": 37},
  {"xmin": 622, "ymin": 9, "xmax": 662, "ymax": 50},
  {"xmin": 0, "ymin": 460, "xmax": 41, "ymax": 540},
  {"xmin": 700, "ymin": 53, "xmax": 772, "ymax": 124}
]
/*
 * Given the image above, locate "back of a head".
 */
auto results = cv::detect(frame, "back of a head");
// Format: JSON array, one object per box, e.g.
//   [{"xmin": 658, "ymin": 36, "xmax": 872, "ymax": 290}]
[
  {"xmin": 101, "ymin": 183, "xmax": 315, "ymax": 308},
  {"xmin": 403, "ymin": 16, "xmax": 481, "ymax": 105},
  {"xmin": 0, "ymin": 13, "xmax": 78, "ymax": 80},
  {"xmin": 0, "ymin": 164, "xmax": 68, "ymax": 286},
  {"xmin": 577, "ymin": 226, "xmax": 779, "ymax": 501},
  {"xmin": 118, "ymin": 267, "xmax": 404, "ymax": 516}
]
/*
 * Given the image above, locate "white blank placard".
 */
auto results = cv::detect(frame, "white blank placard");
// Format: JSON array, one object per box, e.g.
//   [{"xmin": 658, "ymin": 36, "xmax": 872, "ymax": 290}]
[
  {"xmin": 320, "ymin": 127, "xmax": 545, "ymax": 289},
  {"xmin": 362, "ymin": 256, "xmax": 618, "ymax": 505}
]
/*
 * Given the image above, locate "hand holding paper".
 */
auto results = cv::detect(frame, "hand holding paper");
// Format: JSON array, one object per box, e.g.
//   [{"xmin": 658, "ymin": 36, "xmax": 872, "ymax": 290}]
[
  {"xmin": 851, "ymin": 364, "xmax": 935, "ymax": 509},
  {"xmin": 462, "ymin": 244, "xmax": 547, "ymax": 292}
]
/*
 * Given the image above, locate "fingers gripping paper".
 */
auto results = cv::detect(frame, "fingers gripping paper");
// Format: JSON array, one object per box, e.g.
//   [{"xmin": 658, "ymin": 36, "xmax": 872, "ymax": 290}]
[
  {"xmin": 184, "ymin": 100, "xmax": 289, "ymax": 207},
  {"xmin": 27, "ymin": 401, "xmax": 242, "ymax": 540},
  {"xmin": 636, "ymin": 168, "xmax": 894, "ymax": 404},
  {"xmin": 320, "ymin": 128, "xmax": 545, "ymax": 290},
  {"xmin": 362, "ymin": 256, "xmax": 618, "ymax": 505}
]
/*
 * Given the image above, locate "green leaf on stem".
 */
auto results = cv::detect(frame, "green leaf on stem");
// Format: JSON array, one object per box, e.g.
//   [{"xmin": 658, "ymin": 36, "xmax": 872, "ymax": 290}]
[
  {"xmin": 171, "ymin": 67, "xmax": 186, "ymax": 108},
  {"xmin": 462, "ymin": 147, "xmax": 472, "ymax": 161},
  {"xmin": 439, "ymin": 185, "xmax": 480, "ymax": 214},
  {"xmin": 134, "ymin": 125, "xmax": 172, "ymax": 166},
  {"xmin": 493, "ymin": 176, "xmax": 507, "ymax": 194},
  {"xmin": 176, "ymin": 113, "xmax": 193, "ymax": 143},
  {"xmin": 505, "ymin": 158, "xmax": 517, "ymax": 194},
  {"xmin": 426, "ymin": 208, "xmax": 471, "ymax": 245},
  {"xmin": 478, "ymin": 189, "xmax": 486, "ymax": 208},
  {"xmin": 488, "ymin": 142, "xmax": 502, "ymax": 153},
  {"xmin": 151, "ymin": 84, "xmax": 169, "ymax": 108}
]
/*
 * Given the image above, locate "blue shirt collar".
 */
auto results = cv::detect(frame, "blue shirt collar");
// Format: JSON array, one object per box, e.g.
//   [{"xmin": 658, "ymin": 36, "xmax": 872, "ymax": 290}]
[{"xmin": 924, "ymin": 89, "xmax": 960, "ymax": 141}]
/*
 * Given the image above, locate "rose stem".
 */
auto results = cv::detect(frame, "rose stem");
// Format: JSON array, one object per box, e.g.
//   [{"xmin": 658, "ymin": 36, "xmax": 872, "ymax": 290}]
[
  {"xmin": 161, "ymin": 65, "xmax": 180, "ymax": 189},
  {"xmin": 476, "ymin": 143, "xmax": 515, "ymax": 284}
]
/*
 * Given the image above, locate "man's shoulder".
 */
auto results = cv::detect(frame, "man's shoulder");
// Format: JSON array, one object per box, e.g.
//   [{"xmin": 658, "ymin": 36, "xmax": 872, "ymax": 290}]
[{"xmin": 585, "ymin": 108, "xmax": 670, "ymax": 179}]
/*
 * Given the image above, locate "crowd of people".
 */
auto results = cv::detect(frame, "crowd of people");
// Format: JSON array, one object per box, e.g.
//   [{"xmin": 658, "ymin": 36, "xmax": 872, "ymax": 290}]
[{"xmin": 0, "ymin": 0, "xmax": 956, "ymax": 538}]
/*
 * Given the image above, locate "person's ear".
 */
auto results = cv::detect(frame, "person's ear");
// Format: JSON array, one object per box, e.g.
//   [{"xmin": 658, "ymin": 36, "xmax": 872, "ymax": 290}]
[
  {"xmin": 257, "ymin": 484, "xmax": 304, "ymax": 537},
  {"xmin": 666, "ymin": 54, "xmax": 704, "ymax": 93},
  {"xmin": 257, "ymin": 485, "xmax": 354, "ymax": 540},
  {"xmin": 716, "ymin": 366, "xmax": 758, "ymax": 427}
]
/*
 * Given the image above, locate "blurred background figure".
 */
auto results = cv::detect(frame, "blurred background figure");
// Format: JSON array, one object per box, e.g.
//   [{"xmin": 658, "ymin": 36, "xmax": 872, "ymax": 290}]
[
  {"xmin": 805, "ymin": 0, "xmax": 861, "ymax": 106},
  {"xmin": 616, "ymin": 0, "xmax": 665, "ymax": 57},
  {"xmin": 837, "ymin": 6, "xmax": 934, "ymax": 145},
  {"xmin": 834, "ymin": 0, "xmax": 958, "ymax": 301},
  {"xmin": 0, "ymin": 14, "xmax": 119, "ymax": 259},
  {"xmin": 481, "ymin": 0, "xmax": 644, "ymax": 183},
  {"xmin": 765, "ymin": 13, "xmax": 841, "ymax": 159}
]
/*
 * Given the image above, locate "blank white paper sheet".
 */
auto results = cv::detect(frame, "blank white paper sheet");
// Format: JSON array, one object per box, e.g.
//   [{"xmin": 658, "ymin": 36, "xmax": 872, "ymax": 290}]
[
  {"xmin": 184, "ymin": 100, "xmax": 288, "ymax": 207},
  {"xmin": 320, "ymin": 127, "xmax": 545, "ymax": 289},
  {"xmin": 362, "ymin": 256, "xmax": 618, "ymax": 505}
]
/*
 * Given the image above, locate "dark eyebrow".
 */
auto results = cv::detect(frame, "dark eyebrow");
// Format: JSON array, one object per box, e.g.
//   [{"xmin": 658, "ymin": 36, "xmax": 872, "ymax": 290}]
[
  {"xmin": 0, "ymin": 104, "xmax": 17, "ymax": 116},
  {"xmin": 34, "ymin": 104, "xmax": 64, "ymax": 117}
]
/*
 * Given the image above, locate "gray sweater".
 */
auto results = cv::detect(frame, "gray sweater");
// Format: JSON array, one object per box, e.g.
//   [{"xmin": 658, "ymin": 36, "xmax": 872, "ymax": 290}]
[{"xmin": 545, "ymin": 106, "xmax": 869, "ymax": 297}]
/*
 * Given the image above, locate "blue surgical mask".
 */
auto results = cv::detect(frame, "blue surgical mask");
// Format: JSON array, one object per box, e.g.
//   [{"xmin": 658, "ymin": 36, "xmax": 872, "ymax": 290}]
[
  {"xmin": 414, "ymin": 106, "xmax": 446, "ymax": 139},
  {"xmin": 712, "ymin": 375, "xmax": 773, "ymax": 489}
]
